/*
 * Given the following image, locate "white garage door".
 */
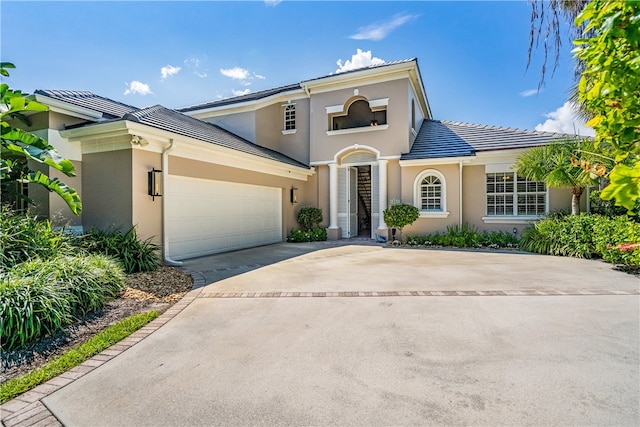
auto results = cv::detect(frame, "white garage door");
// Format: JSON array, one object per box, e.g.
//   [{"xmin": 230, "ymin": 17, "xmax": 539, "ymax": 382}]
[{"xmin": 166, "ymin": 175, "xmax": 282, "ymax": 260}]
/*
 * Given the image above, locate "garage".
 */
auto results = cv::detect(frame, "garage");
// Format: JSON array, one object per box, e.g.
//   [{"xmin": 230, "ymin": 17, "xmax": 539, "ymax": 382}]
[{"xmin": 165, "ymin": 175, "xmax": 283, "ymax": 260}]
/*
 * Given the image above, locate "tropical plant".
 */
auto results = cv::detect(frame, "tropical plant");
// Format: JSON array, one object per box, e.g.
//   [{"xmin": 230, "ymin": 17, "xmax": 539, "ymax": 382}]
[
  {"xmin": 74, "ymin": 226, "xmax": 161, "ymax": 274},
  {"xmin": 1, "ymin": 63, "xmax": 81, "ymax": 215},
  {"xmin": 383, "ymin": 203, "xmax": 419, "ymax": 240},
  {"xmin": 296, "ymin": 207, "xmax": 323, "ymax": 231},
  {"xmin": 0, "ymin": 253, "xmax": 125, "ymax": 351},
  {"xmin": 287, "ymin": 227, "xmax": 327, "ymax": 243},
  {"xmin": 0, "ymin": 205, "xmax": 74, "ymax": 271},
  {"xmin": 573, "ymin": 1, "xmax": 640, "ymax": 213},
  {"xmin": 513, "ymin": 138, "xmax": 609, "ymax": 215}
]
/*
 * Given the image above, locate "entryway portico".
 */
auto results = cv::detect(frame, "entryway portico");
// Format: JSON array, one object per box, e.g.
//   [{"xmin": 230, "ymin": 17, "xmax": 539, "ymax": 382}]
[{"xmin": 326, "ymin": 145, "xmax": 390, "ymax": 240}]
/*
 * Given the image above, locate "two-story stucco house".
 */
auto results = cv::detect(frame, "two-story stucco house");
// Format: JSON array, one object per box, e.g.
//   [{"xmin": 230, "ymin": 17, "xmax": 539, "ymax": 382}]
[{"xmin": 24, "ymin": 58, "xmax": 580, "ymax": 261}]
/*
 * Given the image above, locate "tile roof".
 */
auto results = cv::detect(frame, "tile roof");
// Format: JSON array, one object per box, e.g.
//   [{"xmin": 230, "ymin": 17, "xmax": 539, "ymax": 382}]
[
  {"xmin": 177, "ymin": 59, "xmax": 418, "ymax": 113},
  {"xmin": 123, "ymin": 105, "xmax": 308, "ymax": 169},
  {"xmin": 177, "ymin": 83, "xmax": 302, "ymax": 112},
  {"xmin": 402, "ymin": 120, "xmax": 569, "ymax": 160},
  {"xmin": 34, "ymin": 90, "xmax": 138, "ymax": 119}
]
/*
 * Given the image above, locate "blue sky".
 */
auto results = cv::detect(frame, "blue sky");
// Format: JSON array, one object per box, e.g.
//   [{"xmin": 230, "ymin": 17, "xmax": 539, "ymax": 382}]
[{"xmin": 1, "ymin": 1, "xmax": 591, "ymax": 135}]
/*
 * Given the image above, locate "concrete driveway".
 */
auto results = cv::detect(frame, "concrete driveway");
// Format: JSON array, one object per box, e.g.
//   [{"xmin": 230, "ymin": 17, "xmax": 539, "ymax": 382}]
[{"xmin": 40, "ymin": 243, "xmax": 639, "ymax": 426}]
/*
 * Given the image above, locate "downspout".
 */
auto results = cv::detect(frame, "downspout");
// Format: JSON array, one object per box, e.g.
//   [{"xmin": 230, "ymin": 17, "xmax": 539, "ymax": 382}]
[
  {"xmin": 162, "ymin": 139, "xmax": 183, "ymax": 266},
  {"xmin": 459, "ymin": 160, "xmax": 463, "ymax": 226}
]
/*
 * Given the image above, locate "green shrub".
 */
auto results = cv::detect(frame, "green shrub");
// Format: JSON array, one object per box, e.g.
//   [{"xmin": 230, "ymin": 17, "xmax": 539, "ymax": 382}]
[
  {"xmin": 593, "ymin": 215, "xmax": 640, "ymax": 268},
  {"xmin": 590, "ymin": 189, "xmax": 640, "ymax": 220},
  {"xmin": 75, "ymin": 226, "xmax": 160, "ymax": 274},
  {"xmin": 1, "ymin": 254, "xmax": 125, "ymax": 351},
  {"xmin": 287, "ymin": 227, "xmax": 327, "ymax": 243},
  {"xmin": 520, "ymin": 214, "xmax": 598, "ymax": 258},
  {"xmin": 0, "ymin": 275, "xmax": 72, "ymax": 351},
  {"xmin": 406, "ymin": 225, "xmax": 519, "ymax": 249},
  {"xmin": 0, "ymin": 206, "xmax": 73, "ymax": 271},
  {"xmin": 383, "ymin": 204, "xmax": 419, "ymax": 232},
  {"xmin": 297, "ymin": 207, "xmax": 323, "ymax": 231}
]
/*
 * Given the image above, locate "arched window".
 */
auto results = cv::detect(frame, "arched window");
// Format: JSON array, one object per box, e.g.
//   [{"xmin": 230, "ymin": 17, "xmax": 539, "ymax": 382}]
[
  {"xmin": 420, "ymin": 175, "xmax": 442, "ymax": 210},
  {"xmin": 413, "ymin": 169, "xmax": 449, "ymax": 217}
]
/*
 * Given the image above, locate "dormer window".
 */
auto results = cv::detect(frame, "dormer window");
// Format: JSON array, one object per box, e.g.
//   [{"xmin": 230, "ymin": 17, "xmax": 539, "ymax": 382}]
[{"xmin": 284, "ymin": 104, "xmax": 296, "ymax": 132}]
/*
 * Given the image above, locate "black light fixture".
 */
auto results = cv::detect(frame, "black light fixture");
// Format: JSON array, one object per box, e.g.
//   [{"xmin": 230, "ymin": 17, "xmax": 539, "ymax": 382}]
[
  {"xmin": 148, "ymin": 168, "xmax": 162, "ymax": 201},
  {"xmin": 290, "ymin": 186, "xmax": 298, "ymax": 204}
]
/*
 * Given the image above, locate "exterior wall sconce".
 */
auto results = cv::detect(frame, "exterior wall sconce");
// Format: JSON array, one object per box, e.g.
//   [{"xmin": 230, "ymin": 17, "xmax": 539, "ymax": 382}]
[
  {"xmin": 290, "ymin": 186, "xmax": 298, "ymax": 204},
  {"xmin": 148, "ymin": 168, "xmax": 162, "ymax": 201}
]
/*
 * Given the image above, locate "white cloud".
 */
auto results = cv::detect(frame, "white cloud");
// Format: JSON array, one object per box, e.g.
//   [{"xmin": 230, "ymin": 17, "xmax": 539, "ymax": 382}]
[
  {"xmin": 535, "ymin": 101, "xmax": 595, "ymax": 136},
  {"xmin": 160, "ymin": 65, "xmax": 181, "ymax": 79},
  {"xmin": 254, "ymin": 73, "xmax": 266, "ymax": 80},
  {"xmin": 220, "ymin": 67, "xmax": 250, "ymax": 80},
  {"xmin": 349, "ymin": 14, "xmax": 417, "ymax": 41},
  {"xmin": 264, "ymin": 0, "xmax": 282, "ymax": 6},
  {"xmin": 336, "ymin": 49, "xmax": 385, "ymax": 73},
  {"xmin": 123, "ymin": 81, "xmax": 153, "ymax": 96},
  {"xmin": 232, "ymin": 89, "xmax": 251, "ymax": 97},
  {"xmin": 184, "ymin": 57, "xmax": 208, "ymax": 78},
  {"xmin": 520, "ymin": 88, "xmax": 539, "ymax": 97}
]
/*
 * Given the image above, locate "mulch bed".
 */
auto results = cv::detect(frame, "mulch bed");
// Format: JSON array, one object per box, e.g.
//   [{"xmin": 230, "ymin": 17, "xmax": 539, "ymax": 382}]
[{"xmin": 1, "ymin": 266, "xmax": 194, "ymax": 383}]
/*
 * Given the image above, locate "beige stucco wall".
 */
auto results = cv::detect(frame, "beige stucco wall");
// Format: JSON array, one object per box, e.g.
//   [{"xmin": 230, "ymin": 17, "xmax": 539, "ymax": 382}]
[
  {"xmin": 131, "ymin": 149, "xmax": 163, "ymax": 244},
  {"xmin": 205, "ymin": 111, "xmax": 257, "ymax": 145},
  {"xmin": 309, "ymin": 79, "xmax": 412, "ymax": 162},
  {"xmin": 401, "ymin": 164, "xmax": 462, "ymax": 236},
  {"xmin": 254, "ymin": 99, "xmax": 311, "ymax": 165},
  {"xmin": 169, "ymin": 156, "xmax": 316, "ymax": 239},
  {"xmin": 82, "ymin": 149, "xmax": 133, "ymax": 231}
]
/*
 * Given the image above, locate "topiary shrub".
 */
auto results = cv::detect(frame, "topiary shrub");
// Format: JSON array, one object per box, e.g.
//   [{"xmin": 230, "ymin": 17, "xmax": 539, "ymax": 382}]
[
  {"xmin": 297, "ymin": 207, "xmax": 323, "ymax": 231},
  {"xmin": 383, "ymin": 204, "xmax": 419, "ymax": 241}
]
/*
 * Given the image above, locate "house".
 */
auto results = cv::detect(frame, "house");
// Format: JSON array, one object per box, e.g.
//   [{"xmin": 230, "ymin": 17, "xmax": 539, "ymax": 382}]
[{"xmin": 23, "ymin": 58, "xmax": 582, "ymax": 261}]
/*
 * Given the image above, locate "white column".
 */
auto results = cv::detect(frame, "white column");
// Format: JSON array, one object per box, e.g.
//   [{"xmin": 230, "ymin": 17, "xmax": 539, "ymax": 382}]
[
  {"xmin": 328, "ymin": 162, "xmax": 339, "ymax": 229},
  {"xmin": 378, "ymin": 159, "xmax": 388, "ymax": 230}
]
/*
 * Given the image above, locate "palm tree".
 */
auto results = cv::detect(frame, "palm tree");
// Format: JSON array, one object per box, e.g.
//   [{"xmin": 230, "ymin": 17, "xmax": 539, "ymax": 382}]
[{"xmin": 513, "ymin": 138, "xmax": 606, "ymax": 215}]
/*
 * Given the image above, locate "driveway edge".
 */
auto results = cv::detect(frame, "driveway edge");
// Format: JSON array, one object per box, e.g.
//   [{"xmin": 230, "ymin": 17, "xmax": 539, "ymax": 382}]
[{"xmin": 0, "ymin": 270, "xmax": 207, "ymax": 427}]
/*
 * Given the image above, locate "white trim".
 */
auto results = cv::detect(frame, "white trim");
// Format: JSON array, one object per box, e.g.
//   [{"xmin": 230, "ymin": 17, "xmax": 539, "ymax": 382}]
[
  {"xmin": 326, "ymin": 124, "xmax": 388, "ymax": 136},
  {"xmin": 180, "ymin": 89, "xmax": 308, "ymax": 118},
  {"xmin": 369, "ymin": 98, "xmax": 390, "ymax": 109},
  {"xmin": 419, "ymin": 211, "xmax": 450, "ymax": 219},
  {"xmin": 311, "ymin": 153, "xmax": 399, "ymax": 166},
  {"xmin": 482, "ymin": 216, "xmax": 542, "ymax": 224},
  {"xmin": 281, "ymin": 129, "xmax": 297, "ymax": 135},
  {"xmin": 399, "ymin": 156, "xmax": 473, "ymax": 167},
  {"xmin": 35, "ymin": 94, "xmax": 103, "ymax": 121},
  {"xmin": 326, "ymin": 104, "xmax": 344, "ymax": 114},
  {"xmin": 333, "ymin": 144, "xmax": 380, "ymax": 163},
  {"xmin": 413, "ymin": 168, "xmax": 447, "ymax": 214}
]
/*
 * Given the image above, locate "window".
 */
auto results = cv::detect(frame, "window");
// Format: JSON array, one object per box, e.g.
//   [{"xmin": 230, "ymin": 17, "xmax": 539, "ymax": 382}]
[
  {"xmin": 331, "ymin": 99, "xmax": 387, "ymax": 130},
  {"xmin": 486, "ymin": 173, "xmax": 546, "ymax": 216},
  {"xmin": 284, "ymin": 104, "xmax": 295, "ymax": 131},
  {"xmin": 420, "ymin": 175, "xmax": 442, "ymax": 210},
  {"xmin": 413, "ymin": 169, "xmax": 449, "ymax": 217},
  {"xmin": 411, "ymin": 100, "xmax": 416, "ymax": 130}
]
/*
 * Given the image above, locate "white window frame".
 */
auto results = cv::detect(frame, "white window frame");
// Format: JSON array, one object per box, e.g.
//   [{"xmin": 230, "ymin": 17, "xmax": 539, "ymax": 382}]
[
  {"xmin": 483, "ymin": 172, "xmax": 547, "ymax": 223},
  {"xmin": 413, "ymin": 169, "xmax": 450, "ymax": 218},
  {"xmin": 282, "ymin": 103, "xmax": 296, "ymax": 135}
]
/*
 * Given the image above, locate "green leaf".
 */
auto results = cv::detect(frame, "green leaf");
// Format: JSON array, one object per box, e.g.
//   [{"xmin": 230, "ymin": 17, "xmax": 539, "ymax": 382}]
[
  {"xmin": 600, "ymin": 163, "xmax": 640, "ymax": 212},
  {"xmin": 26, "ymin": 171, "xmax": 82, "ymax": 215}
]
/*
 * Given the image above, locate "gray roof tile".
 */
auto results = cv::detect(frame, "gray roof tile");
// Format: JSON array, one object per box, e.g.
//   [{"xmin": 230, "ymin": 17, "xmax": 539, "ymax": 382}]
[
  {"xmin": 402, "ymin": 120, "xmax": 569, "ymax": 160},
  {"xmin": 34, "ymin": 90, "xmax": 138, "ymax": 119},
  {"xmin": 123, "ymin": 105, "xmax": 309, "ymax": 169}
]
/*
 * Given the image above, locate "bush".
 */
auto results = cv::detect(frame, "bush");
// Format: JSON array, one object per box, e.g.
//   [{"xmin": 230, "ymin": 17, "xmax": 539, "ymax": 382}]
[
  {"xmin": 406, "ymin": 224, "xmax": 519, "ymax": 249},
  {"xmin": 287, "ymin": 227, "xmax": 327, "ymax": 243},
  {"xmin": 383, "ymin": 204, "xmax": 419, "ymax": 231},
  {"xmin": 592, "ymin": 215, "xmax": 640, "ymax": 267},
  {"xmin": 297, "ymin": 207, "xmax": 323, "ymax": 231},
  {"xmin": 0, "ymin": 206, "xmax": 73, "ymax": 271},
  {"xmin": 520, "ymin": 214, "xmax": 640, "ymax": 268},
  {"xmin": 590, "ymin": 189, "xmax": 640, "ymax": 220},
  {"xmin": 519, "ymin": 214, "xmax": 598, "ymax": 258},
  {"xmin": 75, "ymin": 226, "xmax": 160, "ymax": 274},
  {"xmin": 1, "ymin": 254, "xmax": 126, "ymax": 351},
  {"xmin": 0, "ymin": 275, "xmax": 72, "ymax": 351}
]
